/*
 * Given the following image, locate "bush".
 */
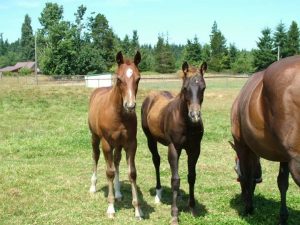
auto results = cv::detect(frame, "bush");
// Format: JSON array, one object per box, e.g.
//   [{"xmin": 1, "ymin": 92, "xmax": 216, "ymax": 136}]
[
  {"xmin": 19, "ymin": 67, "xmax": 33, "ymax": 76},
  {"xmin": 3, "ymin": 71, "xmax": 14, "ymax": 76}
]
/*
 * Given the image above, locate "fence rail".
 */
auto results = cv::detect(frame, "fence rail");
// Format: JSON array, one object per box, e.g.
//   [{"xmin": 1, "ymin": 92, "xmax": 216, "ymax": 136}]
[{"xmin": 0, "ymin": 74, "xmax": 250, "ymax": 89}]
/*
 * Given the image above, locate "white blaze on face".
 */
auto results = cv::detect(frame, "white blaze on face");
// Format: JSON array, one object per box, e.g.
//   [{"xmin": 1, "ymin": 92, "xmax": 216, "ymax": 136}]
[{"xmin": 126, "ymin": 68, "xmax": 133, "ymax": 78}]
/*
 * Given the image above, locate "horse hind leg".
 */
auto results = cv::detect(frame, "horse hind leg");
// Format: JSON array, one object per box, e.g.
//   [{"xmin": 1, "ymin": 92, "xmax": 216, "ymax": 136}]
[
  {"xmin": 114, "ymin": 147, "xmax": 122, "ymax": 201},
  {"xmin": 147, "ymin": 137, "xmax": 162, "ymax": 204},
  {"xmin": 289, "ymin": 156, "xmax": 300, "ymax": 186},
  {"xmin": 277, "ymin": 162, "xmax": 289, "ymax": 225},
  {"xmin": 236, "ymin": 142, "xmax": 258, "ymax": 215},
  {"xmin": 90, "ymin": 133, "xmax": 100, "ymax": 193}
]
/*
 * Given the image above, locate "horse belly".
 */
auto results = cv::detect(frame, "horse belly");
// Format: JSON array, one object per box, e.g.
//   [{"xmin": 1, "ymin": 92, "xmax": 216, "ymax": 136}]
[
  {"xmin": 242, "ymin": 125, "xmax": 288, "ymax": 161},
  {"xmin": 146, "ymin": 98, "xmax": 169, "ymax": 143},
  {"xmin": 147, "ymin": 109, "xmax": 166, "ymax": 142}
]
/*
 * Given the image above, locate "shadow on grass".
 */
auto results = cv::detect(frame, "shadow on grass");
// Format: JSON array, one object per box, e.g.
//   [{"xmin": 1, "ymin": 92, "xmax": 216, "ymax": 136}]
[
  {"xmin": 99, "ymin": 181, "xmax": 155, "ymax": 219},
  {"xmin": 149, "ymin": 185, "xmax": 208, "ymax": 217},
  {"xmin": 230, "ymin": 193, "xmax": 300, "ymax": 225}
]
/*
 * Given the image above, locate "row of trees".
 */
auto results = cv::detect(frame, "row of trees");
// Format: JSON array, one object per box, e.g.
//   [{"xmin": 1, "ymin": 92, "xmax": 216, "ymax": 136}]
[{"xmin": 0, "ymin": 2, "xmax": 299, "ymax": 75}]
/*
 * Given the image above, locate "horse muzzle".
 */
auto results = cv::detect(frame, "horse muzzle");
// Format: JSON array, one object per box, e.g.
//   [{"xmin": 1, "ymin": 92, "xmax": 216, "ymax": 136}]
[
  {"xmin": 124, "ymin": 101, "xmax": 136, "ymax": 113},
  {"xmin": 188, "ymin": 110, "xmax": 201, "ymax": 123}
]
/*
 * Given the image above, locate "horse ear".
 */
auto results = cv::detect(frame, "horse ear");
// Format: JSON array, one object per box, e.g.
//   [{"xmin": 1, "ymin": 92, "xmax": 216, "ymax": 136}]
[
  {"xmin": 182, "ymin": 61, "xmax": 189, "ymax": 77},
  {"xmin": 134, "ymin": 51, "xmax": 141, "ymax": 65},
  {"xmin": 200, "ymin": 62, "xmax": 207, "ymax": 75},
  {"xmin": 116, "ymin": 51, "xmax": 124, "ymax": 66}
]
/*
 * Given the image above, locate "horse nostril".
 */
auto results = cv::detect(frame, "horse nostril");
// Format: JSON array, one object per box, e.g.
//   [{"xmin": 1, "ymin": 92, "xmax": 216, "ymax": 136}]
[
  {"xmin": 189, "ymin": 111, "xmax": 196, "ymax": 118},
  {"xmin": 125, "ymin": 102, "xmax": 136, "ymax": 111}
]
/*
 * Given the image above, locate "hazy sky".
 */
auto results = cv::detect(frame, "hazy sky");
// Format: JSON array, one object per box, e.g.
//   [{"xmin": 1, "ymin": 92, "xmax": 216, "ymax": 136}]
[{"xmin": 0, "ymin": 0, "xmax": 299, "ymax": 50}]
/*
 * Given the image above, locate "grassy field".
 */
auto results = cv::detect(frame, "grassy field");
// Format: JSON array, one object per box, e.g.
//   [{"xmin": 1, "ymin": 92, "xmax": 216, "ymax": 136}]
[{"xmin": 0, "ymin": 77, "xmax": 299, "ymax": 225}]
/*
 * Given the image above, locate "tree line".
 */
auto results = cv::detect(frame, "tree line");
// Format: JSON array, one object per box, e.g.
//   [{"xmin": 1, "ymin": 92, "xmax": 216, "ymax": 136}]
[{"xmin": 0, "ymin": 3, "xmax": 299, "ymax": 75}]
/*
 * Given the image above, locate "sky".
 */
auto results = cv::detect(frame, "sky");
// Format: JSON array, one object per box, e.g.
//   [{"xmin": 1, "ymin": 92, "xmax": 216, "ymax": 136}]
[{"xmin": 0, "ymin": 0, "xmax": 299, "ymax": 50}]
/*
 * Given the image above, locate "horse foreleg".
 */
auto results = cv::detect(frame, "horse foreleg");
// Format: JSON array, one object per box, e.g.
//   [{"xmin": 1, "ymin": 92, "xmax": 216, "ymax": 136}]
[
  {"xmin": 114, "ymin": 147, "xmax": 122, "ymax": 201},
  {"xmin": 102, "ymin": 139, "xmax": 116, "ymax": 219},
  {"xmin": 126, "ymin": 140, "xmax": 143, "ymax": 219},
  {"xmin": 168, "ymin": 143, "xmax": 180, "ymax": 225},
  {"xmin": 277, "ymin": 162, "xmax": 289, "ymax": 225},
  {"xmin": 90, "ymin": 134, "xmax": 100, "ymax": 193},
  {"xmin": 187, "ymin": 147, "xmax": 200, "ymax": 216}
]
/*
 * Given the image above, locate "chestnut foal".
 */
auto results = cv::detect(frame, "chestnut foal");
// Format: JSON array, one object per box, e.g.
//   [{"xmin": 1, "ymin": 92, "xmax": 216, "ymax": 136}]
[{"xmin": 88, "ymin": 51, "xmax": 143, "ymax": 219}]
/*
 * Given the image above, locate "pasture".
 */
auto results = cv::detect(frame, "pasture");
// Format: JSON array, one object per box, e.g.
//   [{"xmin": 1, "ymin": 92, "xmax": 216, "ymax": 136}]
[{"xmin": 0, "ymin": 76, "xmax": 299, "ymax": 225}]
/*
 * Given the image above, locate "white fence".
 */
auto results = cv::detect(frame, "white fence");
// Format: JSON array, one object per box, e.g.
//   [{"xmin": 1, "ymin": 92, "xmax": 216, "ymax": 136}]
[{"xmin": 84, "ymin": 74, "xmax": 112, "ymax": 88}]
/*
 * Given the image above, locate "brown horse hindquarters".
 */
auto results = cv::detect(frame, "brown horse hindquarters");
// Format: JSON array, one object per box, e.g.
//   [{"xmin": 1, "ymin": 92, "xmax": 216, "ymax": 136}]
[
  {"xmin": 263, "ymin": 61, "xmax": 300, "ymax": 161},
  {"xmin": 231, "ymin": 56, "xmax": 300, "ymax": 224},
  {"xmin": 232, "ymin": 71, "xmax": 290, "ymax": 161}
]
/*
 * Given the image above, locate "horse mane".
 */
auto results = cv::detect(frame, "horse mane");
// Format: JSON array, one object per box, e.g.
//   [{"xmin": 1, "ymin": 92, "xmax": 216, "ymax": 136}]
[
  {"xmin": 178, "ymin": 66, "xmax": 200, "ymax": 78},
  {"xmin": 124, "ymin": 59, "xmax": 133, "ymax": 65}
]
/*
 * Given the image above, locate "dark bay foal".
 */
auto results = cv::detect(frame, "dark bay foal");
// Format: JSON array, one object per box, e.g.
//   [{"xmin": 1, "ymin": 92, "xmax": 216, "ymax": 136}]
[{"xmin": 141, "ymin": 62, "xmax": 207, "ymax": 224}]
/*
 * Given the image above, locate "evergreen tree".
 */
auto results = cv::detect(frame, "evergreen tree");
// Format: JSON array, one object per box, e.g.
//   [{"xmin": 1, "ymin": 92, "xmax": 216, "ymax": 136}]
[
  {"xmin": 201, "ymin": 43, "xmax": 211, "ymax": 63},
  {"xmin": 0, "ymin": 34, "xmax": 7, "ymax": 55},
  {"xmin": 273, "ymin": 21, "xmax": 287, "ymax": 58},
  {"xmin": 139, "ymin": 44, "xmax": 154, "ymax": 72},
  {"xmin": 20, "ymin": 14, "xmax": 35, "ymax": 61},
  {"xmin": 183, "ymin": 36, "xmax": 202, "ymax": 66},
  {"xmin": 131, "ymin": 30, "xmax": 140, "ymax": 55},
  {"xmin": 209, "ymin": 21, "xmax": 228, "ymax": 72},
  {"xmin": 231, "ymin": 50, "xmax": 254, "ymax": 74},
  {"xmin": 228, "ymin": 43, "xmax": 238, "ymax": 66},
  {"xmin": 170, "ymin": 44, "xmax": 185, "ymax": 69},
  {"xmin": 253, "ymin": 27, "xmax": 276, "ymax": 71},
  {"xmin": 286, "ymin": 21, "xmax": 300, "ymax": 56},
  {"xmin": 121, "ymin": 35, "xmax": 131, "ymax": 56},
  {"xmin": 154, "ymin": 35, "xmax": 175, "ymax": 73}
]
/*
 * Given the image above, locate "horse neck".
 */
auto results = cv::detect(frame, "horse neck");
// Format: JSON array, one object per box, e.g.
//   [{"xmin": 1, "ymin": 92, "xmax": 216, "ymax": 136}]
[
  {"xmin": 109, "ymin": 85, "xmax": 123, "ymax": 113},
  {"xmin": 174, "ymin": 94, "xmax": 189, "ymax": 118}
]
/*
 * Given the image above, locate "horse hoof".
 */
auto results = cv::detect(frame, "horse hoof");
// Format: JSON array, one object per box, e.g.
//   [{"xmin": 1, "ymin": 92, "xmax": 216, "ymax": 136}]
[
  {"xmin": 115, "ymin": 196, "xmax": 123, "ymax": 202},
  {"xmin": 189, "ymin": 207, "xmax": 197, "ymax": 217},
  {"xmin": 154, "ymin": 195, "xmax": 161, "ymax": 204},
  {"xmin": 107, "ymin": 213, "xmax": 115, "ymax": 219},
  {"xmin": 244, "ymin": 206, "xmax": 254, "ymax": 215},
  {"xmin": 135, "ymin": 216, "xmax": 143, "ymax": 221},
  {"xmin": 135, "ymin": 208, "xmax": 144, "ymax": 219},
  {"xmin": 170, "ymin": 217, "xmax": 178, "ymax": 225},
  {"xmin": 89, "ymin": 186, "xmax": 96, "ymax": 193}
]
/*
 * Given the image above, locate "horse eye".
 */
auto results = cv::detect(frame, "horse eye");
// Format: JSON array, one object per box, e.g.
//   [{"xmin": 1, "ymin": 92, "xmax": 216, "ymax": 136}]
[{"xmin": 136, "ymin": 77, "xmax": 141, "ymax": 83}]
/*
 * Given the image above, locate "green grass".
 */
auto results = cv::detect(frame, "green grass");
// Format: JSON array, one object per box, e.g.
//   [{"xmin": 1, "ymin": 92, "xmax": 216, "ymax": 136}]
[{"xmin": 0, "ymin": 78, "xmax": 299, "ymax": 225}]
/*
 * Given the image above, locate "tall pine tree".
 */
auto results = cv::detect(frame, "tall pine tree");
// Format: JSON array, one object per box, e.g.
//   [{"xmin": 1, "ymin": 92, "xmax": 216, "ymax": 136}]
[
  {"xmin": 286, "ymin": 21, "xmax": 300, "ymax": 56},
  {"xmin": 273, "ymin": 21, "xmax": 287, "ymax": 59},
  {"xmin": 154, "ymin": 35, "xmax": 175, "ymax": 73},
  {"xmin": 209, "ymin": 21, "xmax": 228, "ymax": 71},
  {"xmin": 183, "ymin": 36, "xmax": 202, "ymax": 66},
  {"xmin": 21, "ymin": 14, "xmax": 35, "ymax": 61},
  {"xmin": 253, "ymin": 27, "xmax": 276, "ymax": 71}
]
